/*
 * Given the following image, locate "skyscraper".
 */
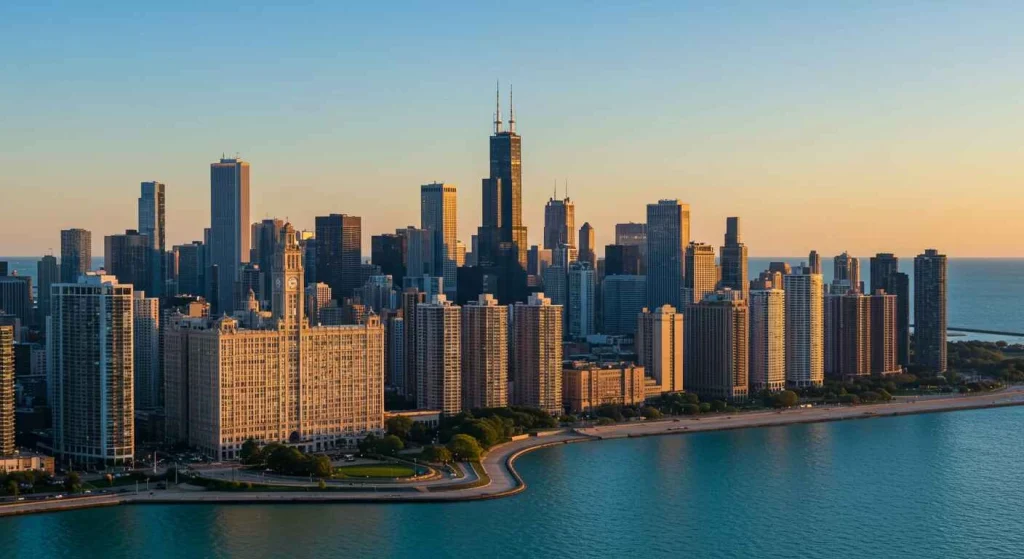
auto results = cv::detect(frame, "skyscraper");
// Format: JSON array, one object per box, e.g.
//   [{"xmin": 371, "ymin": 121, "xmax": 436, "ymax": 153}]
[
  {"xmin": 824, "ymin": 291, "xmax": 871, "ymax": 379},
  {"xmin": 602, "ymin": 275, "xmax": 647, "ymax": 336},
  {"xmin": 567, "ymin": 261, "xmax": 596, "ymax": 339},
  {"xmin": 461, "ymin": 294, "xmax": 508, "ymax": 410},
  {"xmin": 615, "ymin": 222, "xmax": 647, "ymax": 273},
  {"xmin": 0, "ymin": 276, "xmax": 32, "ymax": 328},
  {"xmin": 385, "ymin": 313, "xmax": 405, "ymax": 392},
  {"xmin": 748, "ymin": 288, "xmax": 785, "ymax": 393},
  {"xmin": 36, "ymin": 255, "xmax": 58, "ymax": 325},
  {"xmin": 401, "ymin": 288, "xmax": 426, "ymax": 400},
  {"xmin": 478, "ymin": 85, "xmax": 527, "ymax": 271},
  {"xmin": 49, "ymin": 273, "xmax": 135, "ymax": 467},
  {"xmin": 512, "ymin": 293, "xmax": 563, "ymax": 416},
  {"xmin": 305, "ymin": 282, "xmax": 332, "ymax": 325},
  {"xmin": 416, "ymin": 295, "xmax": 462, "ymax": 416},
  {"xmin": 543, "ymin": 194, "xmax": 575, "ymax": 251},
  {"xmin": 315, "ymin": 214, "xmax": 362, "ymax": 300},
  {"xmin": 914, "ymin": 249, "xmax": 947, "ymax": 373},
  {"xmin": 209, "ymin": 157, "xmax": 251, "ymax": 314},
  {"xmin": 0, "ymin": 325, "xmax": 12, "ymax": 456},
  {"xmin": 604, "ymin": 244, "xmax": 642, "ymax": 276},
  {"xmin": 646, "ymin": 200, "xmax": 689, "ymax": 309},
  {"xmin": 636, "ymin": 305, "xmax": 684, "ymax": 394},
  {"xmin": 870, "ymin": 253, "xmax": 910, "ymax": 367},
  {"xmin": 783, "ymin": 268, "xmax": 824, "ymax": 388},
  {"xmin": 832, "ymin": 251, "xmax": 861, "ymax": 293},
  {"xmin": 138, "ymin": 181, "xmax": 166, "ymax": 297},
  {"xmin": 421, "ymin": 182, "xmax": 458, "ymax": 297},
  {"xmin": 251, "ymin": 218, "xmax": 284, "ymax": 309},
  {"xmin": 133, "ymin": 291, "xmax": 161, "ymax": 411},
  {"xmin": 402, "ymin": 226, "xmax": 434, "ymax": 279},
  {"xmin": 104, "ymin": 229, "xmax": 150, "ymax": 290},
  {"xmin": 173, "ymin": 241, "xmax": 206, "ymax": 297},
  {"xmin": 60, "ymin": 228, "xmax": 92, "ymax": 283},
  {"xmin": 869, "ymin": 253, "xmax": 899, "ymax": 294},
  {"xmin": 684, "ymin": 242, "xmax": 717, "ymax": 304},
  {"xmin": 684, "ymin": 291, "xmax": 749, "ymax": 401},
  {"xmin": 372, "ymin": 233, "xmax": 407, "ymax": 287},
  {"xmin": 808, "ymin": 250, "xmax": 822, "ymax": 275},
  {"xmin": 870, "ymin": 290, "xmax": 899, "ymax": 375},
  {"xmin": 719, "ymin": 217, "xmax": 749, "ymax": 300},
  {"xmin": 578, "ymin": 222, "xmax": 596, "ymax": 269}
]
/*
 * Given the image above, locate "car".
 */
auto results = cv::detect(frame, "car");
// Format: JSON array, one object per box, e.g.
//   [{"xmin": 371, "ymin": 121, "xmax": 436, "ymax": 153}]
[
  {"xmin": 55, "ymin": 494, "xmax": 64, "ymax": 499},
  {"xmin": 16, "ymin": 497, "xmax": 24, "ymax": 502},
  {"xmin": 84, "ymin": 490, "xmax": 92, "ymax": 494}
]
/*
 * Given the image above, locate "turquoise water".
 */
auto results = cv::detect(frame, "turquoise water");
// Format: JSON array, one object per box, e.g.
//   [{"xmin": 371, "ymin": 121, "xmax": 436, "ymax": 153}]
[{"xmin": 3, "ymin": 406, "xmax": 1023, "ymax": 558}]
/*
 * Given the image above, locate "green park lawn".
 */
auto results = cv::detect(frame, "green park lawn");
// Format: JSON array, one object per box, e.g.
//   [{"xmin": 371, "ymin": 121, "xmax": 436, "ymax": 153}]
[{"xmin": 333, "ymin": 464, "xmax": 417, "ymax": 479}]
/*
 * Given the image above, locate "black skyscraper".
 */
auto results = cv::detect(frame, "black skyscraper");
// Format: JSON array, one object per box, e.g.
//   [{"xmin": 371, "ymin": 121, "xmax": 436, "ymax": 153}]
[
  {"xmin": 870, "ymin": 253, "xmax": 910, "ymax": 367},
  {"xmin": 372, "ymin": 233, "xmax": 406, "ymax": 287},
  {"xmin": 315, "ymin": 214, "xmax": 362, "ymax": 299},
  {"xmin": 914, "ymin": 249, "xmax": 947, "ymax": 373},
  {"xmin": 60, "ymin": 228, "xmax": 92, "ymax": 283}
]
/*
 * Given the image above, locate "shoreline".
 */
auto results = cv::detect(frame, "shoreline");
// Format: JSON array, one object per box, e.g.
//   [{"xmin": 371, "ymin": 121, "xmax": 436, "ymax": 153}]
[{"xmin": 3, "ymin": 388, "xmax": 1023, "ymax": 517}]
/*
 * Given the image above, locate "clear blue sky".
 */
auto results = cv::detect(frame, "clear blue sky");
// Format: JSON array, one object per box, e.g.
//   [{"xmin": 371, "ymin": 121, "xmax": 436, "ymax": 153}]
[{"xmin": 3, "ymin": 1, "xmax": 1023, "ymax": 257}]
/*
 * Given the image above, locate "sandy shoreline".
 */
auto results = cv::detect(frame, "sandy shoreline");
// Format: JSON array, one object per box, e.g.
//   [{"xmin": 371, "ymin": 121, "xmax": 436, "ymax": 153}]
[{"xmin": 3, "ymin": 387, "xmax": 1023, "ymax": 517}]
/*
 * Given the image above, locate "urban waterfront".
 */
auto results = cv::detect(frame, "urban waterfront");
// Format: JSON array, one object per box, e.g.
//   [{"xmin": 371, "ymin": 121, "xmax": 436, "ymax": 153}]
[{"xmin": 3, "ymin": 405, "xmax": 1022, "ymax": 559}]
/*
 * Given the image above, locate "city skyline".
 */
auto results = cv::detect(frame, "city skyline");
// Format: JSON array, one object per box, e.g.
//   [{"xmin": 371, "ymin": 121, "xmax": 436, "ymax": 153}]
[{"xmin": 4, "ymin": 3, "xmax": 1024, "ymax": 257}]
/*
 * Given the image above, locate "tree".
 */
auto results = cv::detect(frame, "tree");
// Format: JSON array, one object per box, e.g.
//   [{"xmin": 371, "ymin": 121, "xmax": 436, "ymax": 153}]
[
  {"xmin": 710, "ymin": 400, "xmax": 728, "ymax": 412},
  {"xmin": 698, "ymin": 402, "xmax": 711, "ymax": 413},
  {"xmin": 239, "ymin": 439, "xmax": 261, "ymax": 464},
  {"xmin": 386, "ymin": 416, "xmax": 414, "ymax": 440},
  {"xmin": 640, "ymin": 406, "xmax": 662, "ymax": 419},
  {"xmin": 318, "ymin": 479, "xmax": 327, "ymax": 490},
  {"xmin": 682, "ymin": 404, "xmax": 700, "ymax": 415},
  {"xmin": 267, "ymin": 445, "xmax": 305, "ymax": 474},
  {"xmin": 773, "ymin": 390, "xmax": 799, "ymax": 408},
  {"xmin": 358, "ymin": 433, "xmax": 381, "ymax": 455},
  {"xmin": 104, "ymin": 473, "xmax": 114, "ymax": 486},
  {"xmin": 310, "ymin": 454, "xmax": 333, "ymax": 478},
  {"xmin": 408, "ymin": 422, "xmax": 434, "ymax": 445},
  {"xmin": 421, "ymin": 445, "xmax": 452, "ymax": 464},
  {"xmin": 5, "ymin": 480, "xmax": 18, "ymax": 496},
  {"xmin": 65, "ymin": 472, "xmax": 81, "ymax": 493},
  {"xmin": 447, "ymin": 434, "xmax": 483, "ymax": 461},
  {"xmin": 376, "ymin": 435, "xmax": 405, "ymax": 456},
  {"xmin": 461, "ymin": 420, "xmax": 499, "ymax": 448}
]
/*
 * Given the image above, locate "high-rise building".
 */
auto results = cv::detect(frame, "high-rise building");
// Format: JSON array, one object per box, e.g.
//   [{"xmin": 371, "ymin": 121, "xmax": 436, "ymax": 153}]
[
  {"xmin": 914, "ymin": 249, "xmax": 947, "ymax": 373},
  {"xmin": 60, "ymin": 228, "xmax": 92, "ymax": 283},
  {"xmin": 824, "ymin": 291, "xmax": 871, "ymax": 379},
  {"xmin": 421, "ymin": 182, "xmax": 458, "ymax": 297},
  {"xmin": 684, "ymin": 290, "xmax": 748, "ymax": 401},
  {"xmin": 403, "ymin": 227, "xmax": 435, "ymax": 279},
  {"xmin": 371, "ymin": 233, "xmax": 406, "ymax": 287},
  {"xmin": 49, "ymin": 273, "xmax": 135, "ymax": 466},
  {"xmin": 832, "ymin": 252, "xmax": 861, "ymax": 293},
  {"xmin": 0, "ymin": 325, "xmax": 12, "ymax": 456},
  {"xmin": 162, "ymin": 224, "xmax": 384, "ymax": 459},
  {"xmin": 512, "ymin": 293, "xmax": 563, "ymax": 416},
  {"xmin": 173, "ymin": 241, "xmax": 206, "ymax": 297},
  {"xmin": 478, "ymin": 85, "xmax": 527, "ymax": 272},
  {"xmin": 305, "ymin": 282, "xmax": 332, "ymax": 325},
  {"xmin": 749, "ymin": 288, "xmax": 785, "ymax": 393},
  {"xmin": 36, "ymin": 255, "xmax": 59, "ymax": 325},
  {"xmin": 527, "ymin": 245, "xmax": 553, "ymax": 278},
  {"xmin": 209, "ymin": 157, "xmax": 251, "ymax": 314},
  {"xmin": 401, "ymin": 289, "xmax": 426, "ymax": 400},
  {"xmin": 416, "ymin": 295, "xmax": 462, "ymax": 416},
  {"xmin": 461, "ymin": 294, "xmax": 508, "ymax": 410},
  {"xmin": 0, "ymin": 276, "xmax": 32, "ymax": 328},
  {"xmin": 138, "ymin": 181, "xmax": 166, "ymax": 297},
  {"xmin": 870, "ymin": 253, "xmax": 910, "ymax": 367},
  {"xmin": 870, "ymin": 290, "xmax": 899, "ymax": 375},
  {"xmin": 719, "ymin": 217, "xmax": 749, "ymax": 300},
  {"xmin": 869, "ymin": 253, "xmax": 899, "ymax": 294},
  {"xmin": 615, "ymin": 222, "xmax": 647, "ymax": 273},
  {"xmin": 604, "ymin": 244, "xmax": 642, "ymax": 276},
  {"xmin": 602, "ymin": 275, "xmax": 647, "ymax": 336},
  {"xmin": 133, "ymin": 291, "xmax": 161, "ymax": 411},
  {"xmin": 578, "ymin": 223, "xmax": 596, "ymax": 269},
  {"xmin": 544, "ymin": 196, "xmax": 575, "ymax": 251},
  {"xmin": 567, "ymin": 262, "xmax": 596, "ymax": 339},
  {"xmin": 562, "ymin": 362, "xmax": 647, "ymax": 414},
  {"xmin": 315, "ymin": 213, "xmax": 362, "ymax": 300},
  {"xmin": 251, "ymin": 218, "xmax": 284, "ymax": 308},
  {"xmin": 299, "ymin": 232, "xmax": 316, "ymax": 285},
  {"xmin": 808, "ymin": 250, "xmax": 822, "ymax": 275},
  {"xmin": 104, "ymin": 229, "xmax": 150, "ymax": 290},
  {"xmin": 646, "ymin": 200, "xmax": 689, "ymax": 309},
  {"xmin": 541, "ymin": 265, "xmax": 568, "ymax": 309},
  {"xmin": 684, "ymin": 242, "xmax": 717, "ymax": 304},
  {"xmin": 358, "ymin": 275, "xmax": 396, "ymax": 313},
  {"xmin": 783, "ymin": 268, "xmax": 824, "ymax": 387},
  {"xmin": 385, "ymin": 313, "xmax": 405, "ymax": 392},
  {"xmin": 636, "ymin": 305, "xmax": 684, "ymax": 394}
]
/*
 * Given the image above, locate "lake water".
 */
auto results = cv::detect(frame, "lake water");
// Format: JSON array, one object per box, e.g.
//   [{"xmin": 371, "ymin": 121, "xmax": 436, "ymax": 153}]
[{"xmin": 2, "ymin": 406, "xmax": 1023, "ymax": 558}]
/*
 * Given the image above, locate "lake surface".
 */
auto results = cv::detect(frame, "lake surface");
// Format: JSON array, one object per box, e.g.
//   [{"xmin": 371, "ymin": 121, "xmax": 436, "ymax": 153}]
[{"xmin": 3, "ymin": 406, "xmax": 1023, "ymax": 558}]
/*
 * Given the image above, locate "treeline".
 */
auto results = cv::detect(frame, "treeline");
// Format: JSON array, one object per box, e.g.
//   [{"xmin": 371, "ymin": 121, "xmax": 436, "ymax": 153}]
[{"xmin": 239, "ymin": 441, "xmax": 332, "ymax": 478}]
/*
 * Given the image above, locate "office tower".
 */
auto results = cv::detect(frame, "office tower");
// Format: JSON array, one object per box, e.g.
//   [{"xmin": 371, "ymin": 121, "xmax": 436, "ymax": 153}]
[
  {"xmin": 562, "ymin": 363, "xmax": 647, "ymax": 414},
  {"xmin": 104, "ymin": 229, "xmax": 150, "ymax": 290},
  {"xmin": 541, "ymin": 265, "xmax": 567, "ymax": 309},
  {"xmin": 512, "ymin": 293, "xmax": 563, "ymax": 416},
  {"xmin": 870, "ymin": 253, "xmax": 899, "ymax": 294},
  {"xmin": 133, "ymin": 291, "xmax": 161, "ymax": 411},
  {"xmin": 421, "ymin": 182, "xmax": 458, "ymax": 297},
  {"xmin": 783, "ymin": 269, "xmax": 824, "ymax": 387},
  {"xmin": 455, "ymin": 240, "xmax": 466, "ymax": 267},
  {"xmin": 299, "ymin": 233, "xmax": 317, "ymax": 285},
  {"xmin": 808, "ymin": 250, "xmax": 822, "ymax": 275},
  {"xmin": 832, "ymin": 251, "xmax": 861, "ymax": 293},
  {"xmin": 578, "ymin": 223, "xmax": 596, "ymax": 269},
  {"xmin": 461, "ymin": 294, "xmax": 508, "ymax": 410},
  {"xmin": 35, "ymin": 255, "xmax": 58, "ymax": 325},
  {"xmin": 615, "ymin": 222, "xmax": 647, "ymax": 273},
  {"xmin": 251, "ymin": 218, "xmax": 284, "ymax": 307},
  {"xmin": 50, "ymin": 273, "xmax": 134, "ymax": 466},
  {"xmin": 478, "ymin": 85, "xmax": 527, "ymax": 268},
  {"xmin": 749, "ymin": 288, "xmax": 785, "ymax": 392},
  {"xmin": 359, "ymin": 275, "xmax": 396, "ymax": 313},
  {"xmin": 604, "ymin": 244, "xmax": 642, "ymax": 276},
  {"xmin": 914, "ymin": 249, "xmax": 947, "ymax": 373},
  {"xmin": 401, "ymin": 289, "xmax": 426, "ymax": 400},
  {"xmin": 236, "ymin": 263, "xmax": 265, "ymax": 311},
  {"xmin": 719, "ymin": 217, "xmax": 749, "ymax": 300},
  {"xmin": 0, "ymin": 276, "xmax": 32, "ymax": 327},
  {"xmin": 385, "ymin": 313, "xmax": 405, "ymax": 391},
  {"xmin": 646, "ymin": 200, "xmax": 689, "ymax": 309},
  {"xmin": 0, "ymin": 325, "xmax": 12, "ymax": 456},
  {"xmin": 60, "ymin": 228, "xmax": 92, "ymax": 283},
  {"xmin": 173, "ymin": 241, "xmax": 206, "ymax": 296},
  {"xmin": 138, "ymin": 181, "xmax": 166, "ymax": 297},
  {"xmin": 567, "ymin": 262, "xmax": 596, "ymax": 339},
  {"xmin": 0, "ymin": 263, "xmax": 5, "ymax": 276},
  {"xmin": 552, "ymin": 243, "xmax": 578, "ymax": 269},
  {"xmin": 544, "ymin": 194, "xmax": 575, "ymax": 251},
  {"xmin": 527, "ymin": 245, "xmax": 553, "ymax": 277},
  {"xmin": 416, "ymin": 295, "xmax": 462, "ymax": 415},
  {"xmin": 162, "ymin": 224, "xmax": 384, "ymax": 459},
  {"xmin": 870, "ymin": 290, "xmax": 899, "ymax": 375},
  {"xmin": 870, "ymin": 253, "xmax": 910, "ymax": 367},
  {"xmin": 209, "ymin": 157, "xmax": 251, "ymax": 314},
  {"xmin": 403, "ymin": 227, "xmax": 435, "ymax": 279},
  {"xmin": 305, "ymin": 282, "xmax": 332, "ymax": 325},
  {"xmin": 636, "ymin": 305, "xmax": 684, "ymax": 394},
  {"xmin": 602, "ymin": 275, "xmax": 647, "ymax": 336},
  {"xmin": 684, "ymin": 242, "xmax": 717, "ymax": 304},
  {"xmin": 315, "ymin": 213, "xmax": 362, "ymax": 301},
  {"xmin": 684, "ymin": 291, "xmax": 748, "ymax": 401},
  {"xmin": 824, "ymin": 291, "xmax": 871, "ymax": 379}
]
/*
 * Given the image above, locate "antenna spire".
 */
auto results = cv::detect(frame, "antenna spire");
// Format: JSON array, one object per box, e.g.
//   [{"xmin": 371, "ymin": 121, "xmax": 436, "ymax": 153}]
[
  {"xmin": 494, "ymin": 80, "xmax": 502, "ymax": 134},
  {"xmin": 509, "ymin": 83, "xmax": 515, "ymax": 133}
]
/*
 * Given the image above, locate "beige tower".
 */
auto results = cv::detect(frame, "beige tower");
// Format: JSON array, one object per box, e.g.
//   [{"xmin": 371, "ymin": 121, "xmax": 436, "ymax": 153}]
[
  {"xmin": 684, "ymin": 242, "xmax": 717, "ymax": 304},
  {"xmin": 783, "ymin": 268, "xmax": 824, "ymax": 387},
  {"xmin": 417, "ymin": 295, "xmax": 462, "ymax": 416},
  {"xmin": 461, "ymin": 294, "xmax": 509, "ymax": 410},
  {"xmin": 133, "ymin": 291, "xmax": 161, "ymax": 411},
  {"xmin": 636, "ymin": 305, "xmax": 684, "ymax": 394},
  {"xmin": 513, "ymin": 293, "xmax": 563, "ymax": 416},
  {"xmin": 748, "ymin": 289, "xmax": 785, "ymax": 392},
  {"xmin": 0, "ymin": 325, "xmax": 13, "ymax": 456}
]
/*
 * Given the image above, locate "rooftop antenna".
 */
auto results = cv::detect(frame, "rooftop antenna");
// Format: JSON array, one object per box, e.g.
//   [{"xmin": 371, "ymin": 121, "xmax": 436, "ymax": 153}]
[
  {"xmin": 508, "ymin": 83, "xmax": 515, "ymax": 133},
  {"xmin": 493, "ymin": 80, "xmax": 503, "ymax": 134},
  {"xmin": 553, "ymin": 179, "xmax": 557, "ymax": 200},
  {"xmin": 565, "ymin": 179, "xmax": 569, "ymax": 200}
]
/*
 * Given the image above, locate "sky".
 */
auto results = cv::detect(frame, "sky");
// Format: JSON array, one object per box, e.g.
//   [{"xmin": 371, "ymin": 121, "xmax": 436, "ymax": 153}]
[{"xmin": 2, "ymin": 1, "xmax": 1023, "ymax": 258}]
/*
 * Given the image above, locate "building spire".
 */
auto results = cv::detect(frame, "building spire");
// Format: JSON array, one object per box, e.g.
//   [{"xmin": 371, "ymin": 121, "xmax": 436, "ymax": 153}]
[
  {"xmin": 494, "ymin": 80, "xmax": 503, "ymax": 134},
  {"xmin": 509, "ymin": 83, "xmax": 515, "ymax": 133}
]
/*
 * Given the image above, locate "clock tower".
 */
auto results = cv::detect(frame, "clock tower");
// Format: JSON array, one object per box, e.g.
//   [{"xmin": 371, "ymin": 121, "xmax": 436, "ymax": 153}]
[{"xmin": 272, "ymin": 223, "xmax": 305, "ymax": 329}]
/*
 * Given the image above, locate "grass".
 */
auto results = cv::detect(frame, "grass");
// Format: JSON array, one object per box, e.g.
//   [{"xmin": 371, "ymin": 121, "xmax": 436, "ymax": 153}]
[{"xmin": 333, "ymin": 464, "xmax": 417, "ymax": 479}]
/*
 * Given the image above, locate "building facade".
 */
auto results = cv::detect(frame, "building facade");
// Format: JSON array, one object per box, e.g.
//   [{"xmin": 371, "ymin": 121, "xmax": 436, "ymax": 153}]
[
  {"xmin": 461, "ymin": 294, "xmax": 508, "ymax": 410},
  {"xmin": 60, "ymin": 228, "xmax": 92, "ymax": 283},
  {"xmin": 719, "ymin": 217, "xmax": 748, "ymax": 300},
  {"xmin": 513, "ymin": 293, "xmax": 563, "ymax": 416},
  {"xmin": 567, "ymin": 262, "xmax": 596, "ymax": 339},
  {"xmin": 914, "ymin": 249, "xmax": 948, "ymax": 373},
  {"xmin": 684, "ymin": 242, "xmax": 717, "ymax": 304},
  {"xmin": 544, "ymin": 196, "xmax": 575, "ymax": 251},
  {"xmin": 138, "ymin": 181, "xmax": 166, "ymax": 297},
  {"xmin": 684, "ymin": 291, "xmax": 748, "ymax": 401},
  {"xmin": 646, "ymin": 200, "xmax": 689, "ymax": 309},
  {"xmin": 315, "ymin": 213, "xmax": 362, "ymax": 301},
  {"xmin": 416, "ymin": 295, "xmax": 462, "ymax": 416},
  {"xmin": 133, "ymin": 291, "xmax": 161, "ymax": 411},
  {"xmin": 783, "ymin": 268, "xmax": 824, "ymax": 387},
  {"xmin": 0, "ymin": 325, "xmax": 13, "ymax": 456},
  {"xmin": 636, "ymin": 305, "xmax": 684, "ymax": 394},
  {"xmin": 562, "ymin": 362, "xmax": 646, "ymax": 414},
  {"xmin": 602, "ymin": 275, "xmax": 647, "ymax": 336},
  {"xmin": 749, "ymin": 288, "xmax": 785, "ymax": 392},
  {"xmin": 421, "ymin": 183, "xmax": 458, "ymax": 297}
]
